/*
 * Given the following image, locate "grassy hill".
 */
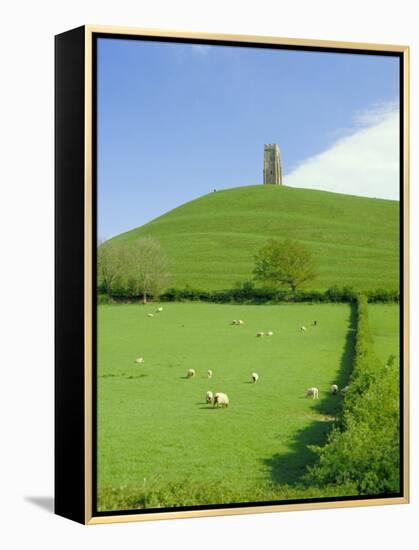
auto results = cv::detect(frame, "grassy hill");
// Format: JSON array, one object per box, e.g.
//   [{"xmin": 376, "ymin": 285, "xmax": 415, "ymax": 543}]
[{"xmin": 110, "ymin": 185, "xmax": 399, "ymax": 291}]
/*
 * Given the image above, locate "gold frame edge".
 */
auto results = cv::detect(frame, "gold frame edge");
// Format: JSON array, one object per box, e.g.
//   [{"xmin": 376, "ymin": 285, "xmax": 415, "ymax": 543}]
[{"xmin": 83, "ymin": 25, "xmax": 410, "ymax": 525}]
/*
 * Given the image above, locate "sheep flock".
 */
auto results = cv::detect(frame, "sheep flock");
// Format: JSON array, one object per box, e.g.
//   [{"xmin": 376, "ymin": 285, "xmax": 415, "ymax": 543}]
[{"xmin": 138, "ymin": 307, "xmax": 346, "ymax": 412}]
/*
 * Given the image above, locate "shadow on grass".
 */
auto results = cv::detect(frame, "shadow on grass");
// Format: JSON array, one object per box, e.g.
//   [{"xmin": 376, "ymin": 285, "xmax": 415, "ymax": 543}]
[{"xmin": 264, "ymin": 303, "xmax": 357, "ymax": 486}]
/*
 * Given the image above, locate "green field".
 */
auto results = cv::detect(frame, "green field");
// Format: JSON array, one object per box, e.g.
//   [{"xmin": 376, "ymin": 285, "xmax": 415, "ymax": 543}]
[
  {"xmin": 110, "ymin": 185, "xmax": 399, "ymax": 291},
  {"xmin": 368, "ymin": 304, "xmax": 400, "ymax": 367},
  {"xmin": 97, "ymin": 302, "xmax": 359, "ymax": 510}
]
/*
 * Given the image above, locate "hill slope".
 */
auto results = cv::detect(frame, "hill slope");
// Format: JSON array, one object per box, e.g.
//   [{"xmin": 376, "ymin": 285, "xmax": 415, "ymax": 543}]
[{"xmin": 110, "ymin": 185, "xmax": 399, "ymax": 291}]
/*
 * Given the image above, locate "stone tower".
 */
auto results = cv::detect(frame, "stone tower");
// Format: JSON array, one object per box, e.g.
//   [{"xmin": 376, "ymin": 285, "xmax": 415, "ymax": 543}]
[{"xmin": 263, "ymin": 143, "xmax": 283, "ymax": 185}]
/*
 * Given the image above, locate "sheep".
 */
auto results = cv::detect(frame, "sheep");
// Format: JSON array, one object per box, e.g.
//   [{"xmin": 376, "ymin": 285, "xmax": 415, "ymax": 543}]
[
  {"xmin": 135, "ymin": 357, "xmax": 144, "ymax": 364},
  {"xmin": 187, "ymin": 368, "xmax": 196, "ymax": 379},
  {"xmin": 300, "ymin": 326, "xmax": 307, "ymax": 332},
  {"xmin": 341, "ymin": 385, "xmax": 349, "ymax": 395},
  {"xmin": 306, "ymin": 387, "xmax": 319, "ymax": 399},
  {"xmin": 251, "ymin": 372, "xmax": 259, "ymax": 384},
  {"xmin": 330, "ymin": 384, "xmax": 339, "ymax": 395},
  {"xmin": 206, "ymin": 391, "xmax": 214, "ymax": 404},
  {"xmin": 256, "ymin": 331, "xmax": 264, "ymax": 337},
  {"xmin": 267, "ymin": 331, "xmax": 273, "ymax": 336},
  {"xmin": 156, "ymin": 306, "xmax": 163, "ymax": 312},
  {"xmin": 213, "ymin": 392, "xmax": 229, "ymax": 408},
  {"xmin": 238, "ymin": 320, "xmax": 244, "ymax": 325},
  {"xmin": 207, "ymin": 369, "xmax": 213, "ymax": 379},
  {"xmin": 147, "ymin": 313, "xmax": 154, "ymax": 318}
]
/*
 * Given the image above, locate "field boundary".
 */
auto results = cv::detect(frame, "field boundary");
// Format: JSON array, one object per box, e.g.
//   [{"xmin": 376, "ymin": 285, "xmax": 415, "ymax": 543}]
[
  {"xmin": 98, "ymin": 285, "xmax": 399, "ymax": 305},
  {"xmin": 305, "ymin": 295, "xmax": 401, "ymax": 495}
]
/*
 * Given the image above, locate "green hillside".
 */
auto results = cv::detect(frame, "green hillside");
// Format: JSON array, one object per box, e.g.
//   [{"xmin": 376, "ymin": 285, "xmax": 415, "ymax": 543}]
[{"xmin": 110, "ymin": 185, "xmax": 399, "ymax": 291}]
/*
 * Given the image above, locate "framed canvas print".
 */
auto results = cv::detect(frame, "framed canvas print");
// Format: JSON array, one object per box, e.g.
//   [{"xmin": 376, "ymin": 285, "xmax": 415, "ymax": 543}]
[{"xmin": 55, "ymin": 25, "xmax": 409, "ymax": 524}]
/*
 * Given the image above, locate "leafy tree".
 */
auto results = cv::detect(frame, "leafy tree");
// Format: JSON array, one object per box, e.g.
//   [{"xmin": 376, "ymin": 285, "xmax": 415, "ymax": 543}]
[
  {"xmin": 97, "ymin": 242, "xmax": 129, "ymax": 298},
  {"xmin": 129, "ymin": 238, "xmax": 171, "ymax": 303},
  {"xmin": 253, "ymin": 238, "xmax": 317, "ymax": 294}
]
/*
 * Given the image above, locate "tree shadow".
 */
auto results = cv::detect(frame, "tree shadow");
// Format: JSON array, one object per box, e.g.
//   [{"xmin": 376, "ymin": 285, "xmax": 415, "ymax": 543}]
[
  {"xmin": 313, "ymin": 303, "xmax": 356, "ymax": 418},
  {"xmin": 264, "ymin": 303, "xmax": 357, "ymax": 486}
]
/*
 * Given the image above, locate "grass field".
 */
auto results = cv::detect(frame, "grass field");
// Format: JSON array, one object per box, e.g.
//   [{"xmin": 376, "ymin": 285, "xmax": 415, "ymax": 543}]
[
  {"xmin": 97, "ymin": 302, "xmax": 358, "ymax": 511},
  {"xmin": 368, "ymin": 303, "xmax": 400, "ymax": 367},
  {"xmin": 110, "ymin": 185, "xmax": 399, "ymax": 291}
]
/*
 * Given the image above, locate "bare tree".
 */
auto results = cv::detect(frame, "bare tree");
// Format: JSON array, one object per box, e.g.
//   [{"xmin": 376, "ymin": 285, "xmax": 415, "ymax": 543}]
[
  {"xmin": 97, "ymin": 242, "xmax": 128, "ymax": 298},
  {"xmin": 129, "ymin": 238, "xmax": 171, "ymax": 303}
]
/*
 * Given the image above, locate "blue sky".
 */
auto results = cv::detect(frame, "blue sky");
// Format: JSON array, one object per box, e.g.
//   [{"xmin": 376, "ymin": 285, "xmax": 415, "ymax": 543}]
[{"xmin": 97, "ymin": 38, "xmax": 400, "ymax": 240}]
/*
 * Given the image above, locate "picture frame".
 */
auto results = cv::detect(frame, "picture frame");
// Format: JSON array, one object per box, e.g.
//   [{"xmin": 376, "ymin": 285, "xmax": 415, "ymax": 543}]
[{"xmin": 55, "ymin": 25, "xmax": 409, "ymax": 525}]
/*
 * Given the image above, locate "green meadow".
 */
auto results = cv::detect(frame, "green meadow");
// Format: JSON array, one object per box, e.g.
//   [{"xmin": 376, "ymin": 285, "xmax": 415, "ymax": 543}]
[
  {"xmin": 97, "ymin": 185, "xmax": 401, "ymax": 510},
  {"xmin": 368, "ymin": 304, "xmax": 400, "ymax": 367},
  {"xmin": 97, "ymin": 302, "xmax": 360, "ymax": 510},
  {"xmin": 110, "ymin": 185, "xmax": 399, "ymax": 291}
]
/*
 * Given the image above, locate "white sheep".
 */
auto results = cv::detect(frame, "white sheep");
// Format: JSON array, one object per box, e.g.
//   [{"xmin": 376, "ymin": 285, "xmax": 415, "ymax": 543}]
[
  {"xmin": 156, "ymin": 306, "xmax": 163, "ymax": 312},
  {"xmin": 251, "ymin": 372, "xmax": 259, "ymax": 383},
  {"xmin": 267, "ymin": 331, "xmax": 273, "ymax": 336},
  {"xmin": 135, "ymin": 357, "xmax": 144, "ymax": 364},
  {"xmin": 256, "ymin": 331, "xmax": 264, "ymax": 337},
  {"xmin": 207, "ymin": 369, "xmax": 213, "ymax": 379},
  {"xmin": 206, "ymin": 391, "xmax": 214, "ymax": 404},
  {"xmin": 330, "ymin": 384, "xmax": 339, "ymax": 395},
  {"xmin": 341, "ymin": 385, "xmax": 349, "ymax": 395},
  {"xmin": 147, "ymin": 313, "xmax": 154, "ymax": 318},
  {"xmin": 238, "ymin": 320, "xmax": 244, "ymax": 325},
  {"xmin": 213, "ymin": 392, "xmax": 229, "ymax": 408},
  {"xmin": 187, "ymin": 368, "xmax": 196, "ymax": 379},
  {"xmin": 306, "ymin": 387, "xmax": 319, "ymax": 399},
  {"xmin": 300, "ymin": 326, "xmax": 307, "ymax": 332}
]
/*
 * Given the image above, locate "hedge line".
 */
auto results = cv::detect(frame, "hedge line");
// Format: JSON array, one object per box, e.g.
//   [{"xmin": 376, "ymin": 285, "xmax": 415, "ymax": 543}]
[
  {"xmin": 305, "ymin": 295, "xmax": 400, "ymax": 495},
  {"xmin": 98, "ymin": 285, "xmax": 399, "ymax": 305}
]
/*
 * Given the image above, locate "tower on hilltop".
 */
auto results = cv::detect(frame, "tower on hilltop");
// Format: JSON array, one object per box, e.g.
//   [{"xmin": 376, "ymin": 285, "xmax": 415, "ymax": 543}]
[{"xmin": 263, "ymin": 144, "xmax": 283, "ymax": 185}]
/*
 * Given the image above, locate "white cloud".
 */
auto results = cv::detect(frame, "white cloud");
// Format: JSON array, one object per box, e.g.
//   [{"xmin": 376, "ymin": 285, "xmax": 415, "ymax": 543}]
[
  {"xmin": 284, "ymin": 103, "xmax": 400, "ymax": 200},
  {"xmin": 190, "ymin": 44, "xmax": 212, "ymax": 55}
]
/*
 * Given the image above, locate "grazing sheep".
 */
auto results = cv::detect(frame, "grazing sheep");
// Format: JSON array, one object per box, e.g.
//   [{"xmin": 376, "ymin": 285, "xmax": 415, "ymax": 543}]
[
  {"xmin": 256, "ymin": 331, "xmax": 264, "ymax": 337},
  {"xmin": 238, "ymin": 320, "xmax": 244, "ymax": 325},
  {"xmin": 213, "ymin": 392, "xmax": 229, "ymax": 408},
  {"xmin": 207, "ymin": 369, "xmax": 213, "ymax": 379},
  {"xmin": 306, "ymin": 387, "xmax": 319, "ymax": 399},
  {"xmin": 206, "ymin": 391, "xmax": 214, "ymax": 405},
  {"xmin": 156, "ymin": 306, "xmax": 163, "ymax": 312},
  {"xmin": 300, "ymin": 326, "xmax": 307, "ymax": 332},
  {"xmin": 341, "ymin": 385, "xmax": 349, "ymax": 395},
  {"xmin": 135, "ymin": 357, "xmax": 144, "ymax": 364},
  {"xmin": 187, "ymin": 368, "xmax": 196, "ymax": 379},
  {"xmin": 251, "ymin": 372, "xmax": 259, "ymax": 384},
  {"xmin": 147, "ymin": 313, "xmax": 154, "ymax": 318},
  {"xmin": 267, "ymin": 331, "xmax": 273, "ymax": 336},
  {"xmin": 330, "ymin": 384, "xmax": 339, "ymax": 395}
]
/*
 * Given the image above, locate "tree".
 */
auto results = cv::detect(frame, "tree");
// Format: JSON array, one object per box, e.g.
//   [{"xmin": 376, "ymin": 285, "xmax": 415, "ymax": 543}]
[
  {"xmin": 97, "ymin": 242, "xmax": 129, "ymax": 298},
  {"xmin": 129, "ymin": 238, "xmax": 171, "ymax": 303},
  {"xmin": 253, "ymin": 238, "xmax": 317, "ymax": 294}
]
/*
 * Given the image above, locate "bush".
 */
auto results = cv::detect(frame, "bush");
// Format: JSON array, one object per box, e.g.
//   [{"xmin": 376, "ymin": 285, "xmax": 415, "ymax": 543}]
[
  {"xmin": 367, "ymin": 288, "xmax": 400, "ymax": 303},
  {"xmin": 305, "ymin": 295, "xmax": 400, "ymax": 495},
  {"xmin": 97, "ymin": 293, "xmax": 113, "ymax": 305},
  {"xmin": 97, "ymin": 284, "xmax": 399, "ymax": 305}
]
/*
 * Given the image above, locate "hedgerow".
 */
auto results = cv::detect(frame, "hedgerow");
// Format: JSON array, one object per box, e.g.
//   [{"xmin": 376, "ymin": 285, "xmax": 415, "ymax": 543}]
[
  {"xmin": 305, "ymin": 295, "xmax": 400, "ymax": 495},
  {"xmin": 97, "ymin": 285, "xmax": 399, "ymax": 305}
]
